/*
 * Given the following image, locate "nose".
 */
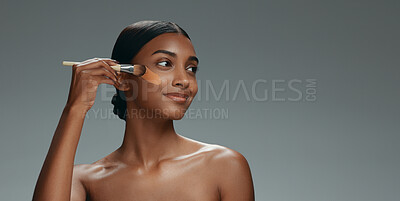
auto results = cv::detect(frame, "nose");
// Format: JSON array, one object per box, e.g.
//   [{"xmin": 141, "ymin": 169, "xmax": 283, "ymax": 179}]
[{"xmin": 172, "ymin": 66, "xmax": 189, "ymax": 89}]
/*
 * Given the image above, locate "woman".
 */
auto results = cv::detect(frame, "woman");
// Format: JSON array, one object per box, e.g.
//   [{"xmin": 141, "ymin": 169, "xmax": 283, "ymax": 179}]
[{"xmin": 33, "ymin": 20, "xmax": 254, "ymax": 201}]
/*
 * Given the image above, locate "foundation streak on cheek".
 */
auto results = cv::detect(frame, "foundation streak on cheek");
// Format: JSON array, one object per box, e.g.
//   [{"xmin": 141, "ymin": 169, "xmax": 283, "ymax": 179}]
[{"xmin": 140, "ymin": 66, "xmax": 161, "ymax": 85}]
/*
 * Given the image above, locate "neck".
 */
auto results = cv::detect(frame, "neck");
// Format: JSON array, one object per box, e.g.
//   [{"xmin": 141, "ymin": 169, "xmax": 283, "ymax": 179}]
[{"xmin": 116, "ymin": 106, "xmax": 181, "ymax": 169}]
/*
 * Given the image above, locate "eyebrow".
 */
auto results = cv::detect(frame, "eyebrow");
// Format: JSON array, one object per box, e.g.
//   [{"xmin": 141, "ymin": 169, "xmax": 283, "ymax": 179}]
[{"xmin": 152, "ymin": 49, "xmax": 199, "ymax": 64}]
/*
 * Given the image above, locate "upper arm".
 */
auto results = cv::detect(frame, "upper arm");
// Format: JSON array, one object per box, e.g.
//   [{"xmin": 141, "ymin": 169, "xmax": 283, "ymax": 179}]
[
  {"xmin": 212, "ymin": 147, "xmax": 255, "ymax": 201},
  {"xmin": 71, "ymin": 164, "xmax": 88, "ymax": 201}
]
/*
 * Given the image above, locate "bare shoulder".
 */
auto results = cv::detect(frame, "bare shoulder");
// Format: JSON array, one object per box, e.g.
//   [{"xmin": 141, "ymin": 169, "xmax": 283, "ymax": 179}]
[
  {"xmin": 178, "ymin": 135, "xmax": 249, "ymax": 164},
  {"xmin": 72, "ymin": 162, "xmax": 114, "ymax": 200},
  {"xmin": 72, "ymin": 164, "xmax": 94, "ymax": 184},
  {"xmin": 203, "ymin": 144, "xmax": 250, "ymax": 169},
  {"xmin": 71, "ymin": 164, "xmax": 93, "ymax": 200},
  {"xmin": 72, "ymin": 161, "xmax": 112, "ymax": 181},
  {"xmin": 73, "ymin": 164, "xmax": 90, "ymax": 178},
  {"xmin": 199, "ymin": 144, "xmax": 254, "ymax": 201},
  {"xmin": 73, "ymin": 163, "xmax": 106, "ymax": 175}
]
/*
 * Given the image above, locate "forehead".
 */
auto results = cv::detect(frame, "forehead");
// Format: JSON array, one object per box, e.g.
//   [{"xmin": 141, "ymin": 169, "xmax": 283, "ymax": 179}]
[{"xmin": 133, "ymin": 33, "xmax": 196, "ymax": 61}]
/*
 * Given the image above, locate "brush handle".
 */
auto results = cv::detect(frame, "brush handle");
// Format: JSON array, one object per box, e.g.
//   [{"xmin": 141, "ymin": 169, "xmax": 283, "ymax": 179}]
[
  {"xmin": 62, "ymin": 61, "xmax": 157, "ymax": 83},
  {"xmin": 62, "ymin": 61, "xmax": 123, "ymax": 71}
]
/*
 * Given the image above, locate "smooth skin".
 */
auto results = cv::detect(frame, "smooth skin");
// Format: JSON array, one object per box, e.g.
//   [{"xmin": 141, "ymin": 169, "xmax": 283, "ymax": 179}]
[{"xmin": 32, "ymin": 33, "xmax": 254, "ymax": 201}]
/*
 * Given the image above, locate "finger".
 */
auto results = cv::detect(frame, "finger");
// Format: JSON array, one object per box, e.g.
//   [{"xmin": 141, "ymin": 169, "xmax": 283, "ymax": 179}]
[
  {"xmin": 78, "ymin": 58, "xmax": 102, "ymax": 66},
  {"xmin": 96, "ymin": 59, "xmax": 119, "ymax": 78},
  {"xmin": 73, "ymin": 59, "xmax": 102, "ymax": 71},
  {"xmin": 96, "ymin": 57, "xmax": 119, "ymax": 63},
  {"xmin": 94, "ymin": 76, "xmax": 119, "ymax": 87},
  {"xmin": 81, "ymin": 68, "xmax": 117, "ymax": 82},
  {"xmin": 81, "ymin": 57, "xmax": 117, "ymax": 64},
  {"xmin": 76, "ymin": 59, "xmax": 118, "ymax": 75},
  {"xmin": 93, "ymin": 58, "xmax": 119, "ymax": 67},
  {"xmin": 75, "ymin": 57, "xmax": 117, "ymax": 68}
]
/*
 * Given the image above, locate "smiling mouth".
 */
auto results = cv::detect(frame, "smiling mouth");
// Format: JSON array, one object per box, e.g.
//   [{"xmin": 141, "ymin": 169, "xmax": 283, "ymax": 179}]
[{"xmin": 163, "ymin": 93, "xmax": 189, "ymax": 103}]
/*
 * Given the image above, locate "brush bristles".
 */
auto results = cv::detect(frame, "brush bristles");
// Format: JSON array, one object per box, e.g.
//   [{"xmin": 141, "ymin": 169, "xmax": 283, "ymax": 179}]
[
  {"xmin": 133, "ymin": 65, "xmax": 146, "ymax": 77},
  {"xmin": 127, "ymin": 65, "xmax": 161, "ymax": 85}
]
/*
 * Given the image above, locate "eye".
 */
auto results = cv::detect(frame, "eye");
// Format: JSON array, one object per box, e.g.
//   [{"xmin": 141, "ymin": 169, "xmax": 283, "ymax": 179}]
[
  {"xmin": 187, "ymin": 66, "xmax": 198, "ymax": 74},
  {"xmin": 157, "ymin": 60, "xmax": 171, "ymax": 67}
]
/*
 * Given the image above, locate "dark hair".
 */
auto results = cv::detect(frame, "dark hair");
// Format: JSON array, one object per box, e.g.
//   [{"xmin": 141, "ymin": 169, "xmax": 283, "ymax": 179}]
[{"xmin": 110, "ymin": 20, "xmax": 191, "ymax": 121}]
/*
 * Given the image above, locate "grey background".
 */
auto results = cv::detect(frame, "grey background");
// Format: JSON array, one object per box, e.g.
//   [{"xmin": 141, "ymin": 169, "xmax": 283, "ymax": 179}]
[{"xmin": 1, "ymin": 0, "xmax": 399, "ymax": 200}]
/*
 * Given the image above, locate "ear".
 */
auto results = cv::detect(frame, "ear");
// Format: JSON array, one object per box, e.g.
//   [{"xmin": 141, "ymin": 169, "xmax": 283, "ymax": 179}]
[{"xmin": 115, "ymin": 72, "xmax": 130, "ymax": 92}]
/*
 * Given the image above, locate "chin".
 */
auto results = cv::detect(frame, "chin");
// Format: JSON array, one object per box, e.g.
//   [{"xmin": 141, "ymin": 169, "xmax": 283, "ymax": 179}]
[
  {"xmin": 162, "ymin": 108, "xmax": 187, "ymax": 120},
  {"xmin": 168, "ymin": 115, "xmax": 185, "ymax": 120}
]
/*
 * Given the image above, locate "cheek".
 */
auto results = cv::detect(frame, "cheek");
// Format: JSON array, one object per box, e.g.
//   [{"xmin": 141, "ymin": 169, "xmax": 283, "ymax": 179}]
[
  {"xmin": 133, "ymin": 76, "xmax": 169, "ymax": 108},
  {"xmin": 136, "ymin": 81, "xmax": 163, "ymax": 104},
  {"xmin": 189, "ymin": 79, "xmax": 198, "ymax": 98}
]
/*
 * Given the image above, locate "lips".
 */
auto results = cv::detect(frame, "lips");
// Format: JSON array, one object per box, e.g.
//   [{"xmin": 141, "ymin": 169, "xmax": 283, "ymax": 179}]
[{"xmin": 164, "ymin": 93, "xmax": 189, "ymax": 103}]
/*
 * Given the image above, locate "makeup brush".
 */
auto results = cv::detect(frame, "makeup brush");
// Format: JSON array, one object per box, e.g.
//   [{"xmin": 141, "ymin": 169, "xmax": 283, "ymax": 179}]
[{"xmin": 62, "ymin": 61, "xmax": 161, "ymax": 85}]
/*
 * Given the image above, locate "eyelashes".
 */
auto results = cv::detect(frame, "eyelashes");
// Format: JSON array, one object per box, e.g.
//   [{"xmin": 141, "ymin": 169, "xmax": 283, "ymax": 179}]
[{"xmin": 157, "ymin": 60, "xmax": 198, "ymax": 74}]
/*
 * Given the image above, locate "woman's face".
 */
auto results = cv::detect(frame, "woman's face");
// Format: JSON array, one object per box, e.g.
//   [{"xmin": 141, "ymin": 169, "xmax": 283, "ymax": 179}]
[{"xmin": 120, "ymin": 33, "xmax": 199, "ymax": 120}]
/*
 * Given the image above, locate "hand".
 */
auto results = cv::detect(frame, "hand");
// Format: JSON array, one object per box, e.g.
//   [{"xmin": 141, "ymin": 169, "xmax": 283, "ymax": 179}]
[{"xmin": 65, "ymin": 58, "xmax": 120, "ymax": 112}]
